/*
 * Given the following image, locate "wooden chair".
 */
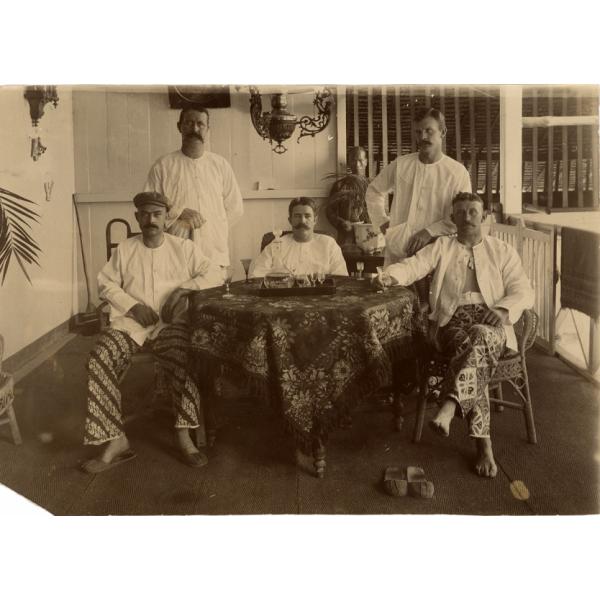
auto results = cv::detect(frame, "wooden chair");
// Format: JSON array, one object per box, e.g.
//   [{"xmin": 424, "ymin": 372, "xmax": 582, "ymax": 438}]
[
  {"xmin": 0, "ymin": 334, "xmax": 22, "ymax": 445},
  {"xmin": 413, "ymin": 309, "xmax": 539, "ymax": 444}
]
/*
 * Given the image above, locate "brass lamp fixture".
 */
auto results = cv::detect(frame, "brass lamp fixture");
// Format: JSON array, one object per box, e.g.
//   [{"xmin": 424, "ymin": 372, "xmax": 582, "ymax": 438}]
[{"xmin": 249, "ymin": 86, "xmax": 334, "ymax": 154}]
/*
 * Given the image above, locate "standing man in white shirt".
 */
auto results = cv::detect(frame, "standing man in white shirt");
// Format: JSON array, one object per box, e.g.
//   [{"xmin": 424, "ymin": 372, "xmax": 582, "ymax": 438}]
[
  {"xmin": 144, "ymin": 106, "xmax": 243, "ymax": 268},
  {"xmin": 366, "ymin": 107, "xmax": 472, "ymax": 264},
  {"xmin": 82, "ymin": 192, "xmax": 222, "ymax": 473},
  {"xmin": 375, "ymin": 193, "xmax": 534, "ymax": 478},
  {"xmin": 251, "ymin": 197, "xmax": 349, "ymax": 278}
]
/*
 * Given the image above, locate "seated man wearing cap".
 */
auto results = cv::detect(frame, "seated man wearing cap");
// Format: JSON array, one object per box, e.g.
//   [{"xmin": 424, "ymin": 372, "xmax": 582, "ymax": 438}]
[
  {"xmin": 375, "ymin": 192, "xmax": 534, "ymax": 478},
  {"xmin": 82, "ymin": 192, "xmax": 222, "ymax": 473},
  {"xmin": 251, "ymin": 197, "xmax": 349, "ymax": 278}
]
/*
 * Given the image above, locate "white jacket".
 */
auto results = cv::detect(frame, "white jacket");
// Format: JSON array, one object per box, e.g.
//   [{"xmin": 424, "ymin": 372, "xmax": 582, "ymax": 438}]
[{"xmin": 385, "ymin": 235, "xmax": 535, "ymax": 351}]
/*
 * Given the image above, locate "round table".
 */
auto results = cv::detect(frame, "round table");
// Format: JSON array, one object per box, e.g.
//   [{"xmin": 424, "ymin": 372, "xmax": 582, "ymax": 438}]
[{"xmin": 189, "ymin": 276, "xmax": 422, "ymax": 477}]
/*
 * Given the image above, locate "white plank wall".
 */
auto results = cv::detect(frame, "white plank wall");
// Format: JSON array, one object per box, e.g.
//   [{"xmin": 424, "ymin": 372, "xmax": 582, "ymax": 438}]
[{"xmin": 71, "ymin": 86, "xmax": 338, "ymax": 307}]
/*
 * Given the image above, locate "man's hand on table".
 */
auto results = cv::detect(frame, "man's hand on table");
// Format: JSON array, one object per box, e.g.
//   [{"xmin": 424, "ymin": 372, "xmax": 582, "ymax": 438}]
[
  {"xmin": 482, "ymin": 307, "xmax": 509, "ymax": 327},
  {"xmin": 161, "ymin": 288, "xmax": 192, "ymax": 324},
  {"xmin": 127, "ymin": 303, "xmax": 159, "ymax": 327},
  {"xmin": 371, "ymin": 271, "xmax": 398, "ymax": 291}
]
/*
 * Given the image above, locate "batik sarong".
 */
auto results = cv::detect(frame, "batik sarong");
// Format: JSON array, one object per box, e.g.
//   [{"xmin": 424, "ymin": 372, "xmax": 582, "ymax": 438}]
[
  {"xmin": 438, "ymin": 304, "xmax": 506, "ymax": 438},
  {"xmin": 84, "ymin": 325, "xmax": 202, "ymax": 445}
]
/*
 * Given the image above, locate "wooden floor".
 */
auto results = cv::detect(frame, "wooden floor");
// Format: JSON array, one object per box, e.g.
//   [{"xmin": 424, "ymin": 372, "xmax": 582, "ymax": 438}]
[{"xmin": 0, "ymin": 334, "xmax": 598, "ymax": 515}]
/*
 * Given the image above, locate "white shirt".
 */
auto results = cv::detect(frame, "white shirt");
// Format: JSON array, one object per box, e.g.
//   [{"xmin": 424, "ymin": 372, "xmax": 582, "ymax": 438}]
[
  {"xmin": 366, "ymin": 153, "xmax": 472, "ymax": 261},
  {"xmin": 250, "ymin": 233, "xmax": 349, "ymax": 278},
  {"xmin": 144, "ymin": 150, "xmax": 243, "ymax": 266},
  {"xmin": 98, "ymin": 234, "xmax": 223, "ymax": 346},
  {"xmin": 385, "ymin": 235, "xmax": 535, "ymax": 351}
]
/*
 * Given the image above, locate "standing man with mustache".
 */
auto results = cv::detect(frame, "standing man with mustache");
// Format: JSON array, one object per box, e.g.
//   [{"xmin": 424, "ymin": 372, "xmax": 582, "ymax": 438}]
[
  {"xmin": 251, "ymin": 197, "xmax": 348, "ymax": 278},
  {"xmin": 144, "ymin": 106, "xmax": 243, "ymax": 269},
  {"xmin": 81, "ymin": 192, "xmax": 222, "ymax": 473},
  {"xmin": 366, "ymin": 107, "xmax": 472, "ymax": 265}
]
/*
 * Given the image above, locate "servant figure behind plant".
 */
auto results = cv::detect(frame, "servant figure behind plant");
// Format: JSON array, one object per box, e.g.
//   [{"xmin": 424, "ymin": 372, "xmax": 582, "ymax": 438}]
[
  {"xmin": 81, "ymin": 192, "xmax": 222, "ymax": 474},
  {"xmin": 325, "ymin": 146, "xmax": 371, "ymax": 248}
]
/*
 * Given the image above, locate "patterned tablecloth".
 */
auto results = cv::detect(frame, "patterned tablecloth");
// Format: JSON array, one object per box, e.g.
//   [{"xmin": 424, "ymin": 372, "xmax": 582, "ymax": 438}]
[{"xmin": 189, "ymin": 276, "xmax": 422, "ymax": 449}]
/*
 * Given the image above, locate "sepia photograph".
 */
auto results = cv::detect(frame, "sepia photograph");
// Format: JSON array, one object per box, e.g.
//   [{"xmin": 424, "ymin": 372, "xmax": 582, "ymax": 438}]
[{"xmin": 1, "ymin": 2, "xmax": 599, "ymax": 598}]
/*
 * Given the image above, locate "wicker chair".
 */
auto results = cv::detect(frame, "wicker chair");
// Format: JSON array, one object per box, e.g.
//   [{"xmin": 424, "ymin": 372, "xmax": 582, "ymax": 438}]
[
  {"xmin": 413, "ymin": 308, "xmax": 539, "ymax": 444},
  {"xmin": 0, "ymin": 334, "xmax": 22, "ymax": 445}
]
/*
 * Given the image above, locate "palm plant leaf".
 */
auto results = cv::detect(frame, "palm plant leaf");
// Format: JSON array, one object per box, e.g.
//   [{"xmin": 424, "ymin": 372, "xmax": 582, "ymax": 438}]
[{"xmin": 0, "ymin": 187, "xmax": 42, "ymax": 285}]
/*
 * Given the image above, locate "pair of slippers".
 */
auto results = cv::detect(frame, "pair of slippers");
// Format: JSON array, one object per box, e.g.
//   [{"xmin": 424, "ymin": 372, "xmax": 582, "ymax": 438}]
[{"xmin": 383, "ymin": 466, "xmax": 434, "ymax": 498}]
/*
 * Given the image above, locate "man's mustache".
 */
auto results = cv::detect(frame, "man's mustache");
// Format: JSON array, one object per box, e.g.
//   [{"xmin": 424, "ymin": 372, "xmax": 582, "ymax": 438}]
[
  {"xmin": 143, "ymin": 225, "xmax": 159, "ymax": 230},
  {"xmin": 293, "ymin": 224, "xmax": 310, "ymax": 230},
  {"xmin": 186, "ymin": 132, "xmax": 204, "ymax": 142}
]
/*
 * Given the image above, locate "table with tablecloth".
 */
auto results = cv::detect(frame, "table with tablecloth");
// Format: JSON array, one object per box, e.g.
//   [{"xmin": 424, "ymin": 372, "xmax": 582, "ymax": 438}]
[{"xmin": 189, "ymin": 276, "xmax": 423, "ymax": 476}]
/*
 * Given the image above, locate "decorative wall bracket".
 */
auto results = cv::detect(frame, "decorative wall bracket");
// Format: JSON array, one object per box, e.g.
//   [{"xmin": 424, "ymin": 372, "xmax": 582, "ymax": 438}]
[
  {"xmin": 249, "ymin": 87, "xmax": 334, "ymax": 154},
  {"xmin": 24, "ymin": 85, "xmax": 59, "ymax": 127}
]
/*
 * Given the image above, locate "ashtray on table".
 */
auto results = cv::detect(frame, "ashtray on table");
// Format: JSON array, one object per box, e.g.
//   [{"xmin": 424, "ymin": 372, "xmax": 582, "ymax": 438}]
[{"xmin": 257, "ymin": 278, "xmax": 337, "ymax": 296}]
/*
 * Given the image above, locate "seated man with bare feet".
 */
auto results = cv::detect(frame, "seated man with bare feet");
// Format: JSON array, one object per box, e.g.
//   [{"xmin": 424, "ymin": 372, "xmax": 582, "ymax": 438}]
[
  {"xmin": 81, "ymin": 192, "xmax": 222, "ymax": 473},
  {"xmin": 374, "ymin": 192, "xmax": 534, "ymax": 478}
]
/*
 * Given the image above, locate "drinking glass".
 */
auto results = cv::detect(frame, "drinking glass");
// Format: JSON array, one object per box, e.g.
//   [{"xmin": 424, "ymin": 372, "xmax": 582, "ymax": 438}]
[
  {"xmin": 316, "ymin": 271, "xmax": 326, "ymax": 286},
  {"xmin": 356, "ymin": 261, "xmax": 365, "ymax": 280},
  {"xmin": 222, "ymin": 266, "xmax": 234, "ymax": 298},
  {"xmin": 240, "ymin": 258, "xmax": 252, "ymax": 284}
]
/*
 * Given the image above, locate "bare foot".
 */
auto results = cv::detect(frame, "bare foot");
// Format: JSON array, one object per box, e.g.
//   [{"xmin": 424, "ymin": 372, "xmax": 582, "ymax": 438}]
[
  {"xmin": 474, "ymin": 437, "xmax": 498, "ymax": 478},
  {"xmin": 176, "ymin": 428, "xmax": 208, "ymax": 467},
  {"xmin": 176, "ymin": 427, "xmax": 199, "ymax": 455},
  {"xmin": 429, "ymin": 400, "xmax": 456, "ymax": 437},
  {"xmin": 98, "ymin": 434, "xmax": 130, "ymax": 464}
]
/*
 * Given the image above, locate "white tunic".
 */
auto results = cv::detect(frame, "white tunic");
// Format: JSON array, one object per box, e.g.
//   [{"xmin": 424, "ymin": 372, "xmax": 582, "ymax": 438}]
[
  {"xmin": 250, "ymin": 233, "xmax": 349, "ymax": 278},
  {"xmin": 98, "ymin": 234, "xmax": 223, "ymax": 346},
  {"xmin": 144, "ymin": 150, "xmax": 243, "ymax": 267},
  {"xmin": 385, "ymin": 235, "xmax": 535, "ymax": 351},
  {"xmin": 366, "ymin": 153, "xmax": 472, "ymax": 261}
]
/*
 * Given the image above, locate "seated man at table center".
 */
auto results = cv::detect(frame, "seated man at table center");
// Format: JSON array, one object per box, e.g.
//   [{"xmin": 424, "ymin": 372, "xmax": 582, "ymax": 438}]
[
  {"xmin": 375, "ymin": 192, "xmax": 534, "ymax": 478},
  {"xmin": 251, "ymin": 196, "xmax": 349, "ymax": 278},
  {"xmin": 82, "ymin": 192, "xmax": 222, "ymax": 473}
]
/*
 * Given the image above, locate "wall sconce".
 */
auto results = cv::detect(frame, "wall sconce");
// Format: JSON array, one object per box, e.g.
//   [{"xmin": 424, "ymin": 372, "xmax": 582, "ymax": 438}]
[
  {"xmin": 24, "ymin": 86, "xmax": 59, "ymax": 162},
  {"xmin": 24, "ymin": 85, "xmax": 59, "ymax": 127},
  {"xmin": 249, "ymin": 86, "xmax": 334, "ymax": 154}
]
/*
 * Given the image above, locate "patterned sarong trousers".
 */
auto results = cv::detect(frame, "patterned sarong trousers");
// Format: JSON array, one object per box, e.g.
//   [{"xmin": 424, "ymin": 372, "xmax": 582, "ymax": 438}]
[
  {"xmin": 84, "ymin": 325, "xmax": 202, "ymax": 445},
  {"xmin": 438, "ymin": 304, "xmax": 506, "ymax": 438}
]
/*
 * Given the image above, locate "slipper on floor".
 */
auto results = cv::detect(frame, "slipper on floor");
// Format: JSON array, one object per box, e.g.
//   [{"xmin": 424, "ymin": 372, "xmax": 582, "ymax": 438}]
[
  {"xmin": 383, "ymin": 466, "xmax": 408, "ymax": 497},
  {"xmin": 81, "ymin": 449, "xmax": 137, "ymax": 474},
  {"xmin": 407, "ymin": 466, "xmax": 435, "ymax": 499}
]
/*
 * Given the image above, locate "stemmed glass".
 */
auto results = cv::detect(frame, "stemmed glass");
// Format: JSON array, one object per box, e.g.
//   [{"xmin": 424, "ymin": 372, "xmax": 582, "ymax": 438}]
[
  {"xmin": 222, "ymin": 266, "xmax": 234, "ymax": 298},
  {"xmin": 356, "ymin": 261, "xmax": 365, "ymax": 280},
  {"xmin": 315, "ymin": 271, "xmax": 326, "ymax": 286},
  {"xmin": 240, "ymin": 258, "xmax": 252, "ymax": 284}
]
